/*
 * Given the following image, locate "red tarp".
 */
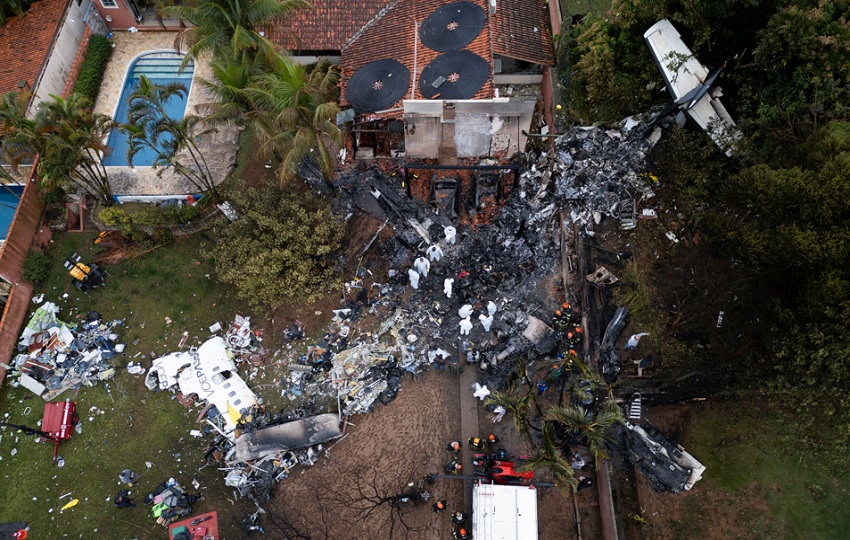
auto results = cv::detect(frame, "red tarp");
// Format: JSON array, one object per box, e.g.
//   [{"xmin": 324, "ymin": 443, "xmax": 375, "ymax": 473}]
[{"xmin": 168, "ymin": 511, "xmax": 218, "ymax": 539}]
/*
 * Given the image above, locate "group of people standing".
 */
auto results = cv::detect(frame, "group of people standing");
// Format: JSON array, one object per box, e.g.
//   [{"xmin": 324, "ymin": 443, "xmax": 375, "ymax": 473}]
[{"xmin": 436, "ymin": 434, "xmax": 501, "ymax": 538}]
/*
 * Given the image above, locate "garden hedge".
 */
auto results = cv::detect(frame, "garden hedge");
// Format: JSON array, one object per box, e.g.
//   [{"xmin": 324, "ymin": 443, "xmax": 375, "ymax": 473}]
[{"xmin": 73, "ymin": 34, "xmax": 113, "ymax": 103}]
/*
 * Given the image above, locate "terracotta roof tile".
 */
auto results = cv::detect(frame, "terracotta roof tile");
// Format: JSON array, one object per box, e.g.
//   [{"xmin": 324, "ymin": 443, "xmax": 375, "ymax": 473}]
[
  {"xmin": 0, "ymin": 0, "xmax": 69, "ymax": 96},
  {"xmin": 491, "ymin": 0, "xmax": 554, "ymax": 65},
  {"xmin": 339, "ymin": 0, "xmax": 495, "ymax": 109},
  {"xmin": 268, "ymin": 0, "xmax": 392, "ymax": 52}
]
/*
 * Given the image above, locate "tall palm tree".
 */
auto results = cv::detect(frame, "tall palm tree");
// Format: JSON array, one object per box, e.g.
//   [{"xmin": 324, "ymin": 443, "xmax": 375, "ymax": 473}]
[
  {"xmin": 163, "ymin": 0, "xmax": 311, "ymax": 68},
  {"xmin": 32, "ymin": 94, "xmax": 115, "ymax": 206},
  {"xmin": 120, "ymin": 76, "xmax": 220, "ymax": 200},
  {"xmin": 515, "ymin": 358, "xmax": 546, "ymax": 417},
  {"xmin": 545, "ymin": 401, "xmax": 624, "ymax": 466},
  {"xmin": 196, "ymin": 54, "xmax": 262, "ymax": 126},
  {"xmin": 1, "ymin": 91, "xmax": 115, "ymax": 205},
  {"xmin": 518, "ymin": 422, "xmax": 578, "ymax": 492},
  {"xmin": 245, "ymin": 58, "xmax": 341, "ymax": 187},
  {"xmin": 485, "ymin": 390, "xmax": 536, "ymax": 446},
  {"xmin": 0, "ymin": 90, "xmax": 37, "ymax": 166},
  {"xmin": 0, "ymin": 146, "xmax": 25, "ymax": 213}
]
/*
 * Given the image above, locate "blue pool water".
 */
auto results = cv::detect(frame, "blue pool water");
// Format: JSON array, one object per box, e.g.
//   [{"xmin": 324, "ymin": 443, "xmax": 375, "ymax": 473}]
[
  {"xmin": 103, "ymin": 53, "xmax": 194, "ymax": 166},
  {"xmin": 0, "ymin": 185, "xmax": 24, "ymax": 240}
]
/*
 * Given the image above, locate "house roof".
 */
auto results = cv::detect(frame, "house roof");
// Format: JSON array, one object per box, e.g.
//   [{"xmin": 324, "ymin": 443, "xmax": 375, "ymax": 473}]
[
  {"xmin": 267, "ymin": 0, "xmax": 392, "ymax": 52},
  {"xmin": 0, "ymin": 0, "xmax": 69, "ymax": 96},
  {"xmin": 339, "ymin": 0, "xmax": 495, "ymax": 109},
  {"xmin": 491, "ymin": 0, "xmax": 554, "ymax": 65}
]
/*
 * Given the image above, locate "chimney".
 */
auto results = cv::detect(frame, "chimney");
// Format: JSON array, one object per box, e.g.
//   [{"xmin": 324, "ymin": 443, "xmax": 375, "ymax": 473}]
[{"xmin": 489, "ymin": 0, "xmax": 496, "ymax": 14}]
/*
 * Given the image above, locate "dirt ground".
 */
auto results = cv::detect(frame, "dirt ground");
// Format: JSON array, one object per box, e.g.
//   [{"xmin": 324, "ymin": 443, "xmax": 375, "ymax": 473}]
[
  {"xmin": 271, "ymin": 370, "xmax": 464, "ymax": 539},
  {"xmin": 269, "ymin": 365, "xmax": 585, "ymax": 539}
]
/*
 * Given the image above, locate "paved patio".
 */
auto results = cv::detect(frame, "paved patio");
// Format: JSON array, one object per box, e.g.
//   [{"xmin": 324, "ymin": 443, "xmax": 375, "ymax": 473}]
[{"xmin": 94, "ymin": 31, "xmax": 238, "ymax": 196}]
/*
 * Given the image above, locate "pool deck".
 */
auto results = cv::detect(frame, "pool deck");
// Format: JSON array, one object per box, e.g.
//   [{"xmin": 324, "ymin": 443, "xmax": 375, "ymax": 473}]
[{"xmin": 94, "ymin": 32, "xmax": 238, "ymax": 196}]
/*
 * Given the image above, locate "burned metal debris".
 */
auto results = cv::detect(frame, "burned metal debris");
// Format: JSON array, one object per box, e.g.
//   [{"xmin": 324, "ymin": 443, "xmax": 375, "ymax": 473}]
[
  {"xmin": 625, "ymin": 422, "xmax": 706, "ymax": 493},
  {"xmin": 522, "ymin": 120, "xmax": 663, "ymax": 234},
  {"xmin": 151, "ymin": 118, "xmax": 682, "ymax": 508},
  {"xmin": 9, "ymin": 302, "xmax": 123, "ymax": 400}
]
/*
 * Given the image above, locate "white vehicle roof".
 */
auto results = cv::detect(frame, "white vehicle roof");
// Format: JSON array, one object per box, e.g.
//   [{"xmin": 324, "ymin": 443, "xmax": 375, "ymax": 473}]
[{"xmin": 472, "ymin": 483, "xmax": 538, "ymax": 540}]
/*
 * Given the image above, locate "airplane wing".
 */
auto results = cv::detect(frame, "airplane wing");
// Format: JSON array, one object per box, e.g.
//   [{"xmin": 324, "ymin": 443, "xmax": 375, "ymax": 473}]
[
  {"xmin": 644, "ymin": 19, "xmax": 738, "ymax": 156},
  {"xmin": 644, "ymin": 19, "xmax": 708, "ymax": 100}
]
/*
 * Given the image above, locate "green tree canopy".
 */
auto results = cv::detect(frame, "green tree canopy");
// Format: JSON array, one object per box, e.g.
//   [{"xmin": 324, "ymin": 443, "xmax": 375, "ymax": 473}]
[
  {"xmin": 1, "ymin": 91, "xmax": 115, "ymax": 205},
  {"xmin": 119, "ymin": 76, "xmax": 220, "ymax": 199},
  {"xmin": 164, "ymin": 0, "xmax": 310, "ymax": 68},
  {"xmin": 245, "ymin": 58, "xmax": 341, "ymax": 186},
  {"xmin": 213, "ymin": 185, "xmax": 345, "ymax": 309},
  {"xmin": 741, "ymin": 0, "xmax": 850, "ymax": 151}
]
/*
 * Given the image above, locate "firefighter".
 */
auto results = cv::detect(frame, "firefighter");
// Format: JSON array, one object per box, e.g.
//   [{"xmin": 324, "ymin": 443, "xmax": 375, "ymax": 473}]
[
  {"xmin": 550, "ymin": 362, "xmax": 564, "ymax": 379},
  {"xmin": 451, "ymin": 511, "xmax": 467, "ymax": 525},
  {"xmin": 432, "ymin": 500, "xmax": 448, "ymax": 513},
  {"xmin": 486, "ymin": 433, "xmax": 500, "ymax": 446},
  {"xmin": 444, "ymin": 459, "xmax": 462, "ymax": 475},
  {"xmin": 553, "ymin": 309, "xmax": 569, "ymax": 329},
  {"xmin": 446, "ymin": 441, "xmax": 462, "ymax": 454},
  {"xmin": 113, "ymin": 490, "xmax": 136, "ymax": 508},
  {"xmin": 566, "ymin": 326, "xmax": 584, "ymax": 349},
  {"xmin": 468, "ymin": 437, "xmax": 485, "ymax": 451},
  {"xmin": 453, "ymin": 527, "xmax": 470, "ymax": 540}
]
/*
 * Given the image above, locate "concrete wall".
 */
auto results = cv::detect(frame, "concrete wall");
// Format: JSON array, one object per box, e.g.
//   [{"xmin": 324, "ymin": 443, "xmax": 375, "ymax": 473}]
[
  {"xmin": 404, "ymin": 100, "xmax": 535, "ymax": 159},
  {"xmin": 494, "ymin": 74, "xmax": 544, "ymax": 85},
  {"xmin": 404, "ymin": 116, "xmax": 441, "ymax": 159},
  {"xmin": 31, "ymin": 0, "xmax": 92, "ymax": 112}
]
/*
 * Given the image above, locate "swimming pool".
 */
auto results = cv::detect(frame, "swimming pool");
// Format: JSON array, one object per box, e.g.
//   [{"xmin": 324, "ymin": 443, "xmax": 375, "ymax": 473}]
[
  {"xmin": 103, "ymin": 52, "xmax": 194, "ymax": 167},
  {"xmin": 0, "ymin": 184, "xmax": 24, "ymax": 240}
]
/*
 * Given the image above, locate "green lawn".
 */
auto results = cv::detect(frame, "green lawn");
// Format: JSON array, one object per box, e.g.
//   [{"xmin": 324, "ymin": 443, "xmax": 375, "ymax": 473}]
[
  {"xmin": 561, "ymin": 0, "xmax": 611, "ymax": 18},
  {"xmin": 677, "ymin": 400, "xmax": 850, "ymax": 539},
  {"xmin": 0, "ymin": 232, "xmax": 257, "ymax": 538}
]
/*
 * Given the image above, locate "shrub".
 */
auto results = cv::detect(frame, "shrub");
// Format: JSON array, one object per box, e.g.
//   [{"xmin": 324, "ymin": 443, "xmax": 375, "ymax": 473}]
[
  {"xmin": 98, "ymin": 206, "xmax": 133, "ymax": 234},
  {"xmin": 22, "ymin": 250, "xmax": 51, "ymax": 287},
  {"xmin": 73, "ymin": 34, "xmax": 113, "ymax": 103},
  {"xmin": 129, "ymin": 230, "xmax": 149, "ymax": 243},
  {"xmin": 133, "ymin": 204, "xmax": 200, "ymax": 226},
  {"xmin": 151, "ymin": 227, "xmax": 173, "ymax": 246},
  {"xmin": 213, "ymin": 186, "xmax": 346, "ymax": 309},
  {"xmin": 41, "ymin": 186, "xmax": 66, "ymax": 207}
]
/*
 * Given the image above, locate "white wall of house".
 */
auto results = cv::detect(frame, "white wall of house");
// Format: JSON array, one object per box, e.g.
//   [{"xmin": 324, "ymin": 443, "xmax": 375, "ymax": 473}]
[{"xmin": 30, "ymin": 0, "xmax": 93, "ymax": 113}]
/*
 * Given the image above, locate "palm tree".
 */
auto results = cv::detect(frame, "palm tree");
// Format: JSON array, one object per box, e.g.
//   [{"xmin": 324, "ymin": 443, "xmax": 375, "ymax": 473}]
[
  {"xmin": 163, "ymin": 0, "xmax": 311, "ymax": 68},
  {"xmin": 34, "ymin": 94, "xmax": 115, "ymax": 206},
  {"xmin": 120, "ymin": 76, "xmax": 220, "ymax": 200},
  {"xmin": 1, "ymin": 91, "xmax": 115, "ymax": 205},
  {"xmin": 515, "ymin": 358, "xmax": 546, "ymax": 417},
  {"xmin": 485, "ymin": 390, "xmax": 535, "ymax": 446},
  {"xmin": 0, "ymin": 90, "xmax": 38, "ymax": 165},
  {"xmin": 245, "ymin": 58, "xmax": 341, "ymax": 187},
  {"xmin": 148, "ymin": 0, "xmax": 178, "ymax": 28},
  {"xmin": 518, "ymin": 422, "xmax": 578, "ymax": 492},
  {"xmin": 545, "ymin": 401, "xmax": 624, "ymax": 466},
  {"xmin": 0, "ymin": 146, "xmax": 25, "ymax": 213},
  {"xmin": 196, "ymin": 54, "xmax": 262, "ymax": 126}
]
